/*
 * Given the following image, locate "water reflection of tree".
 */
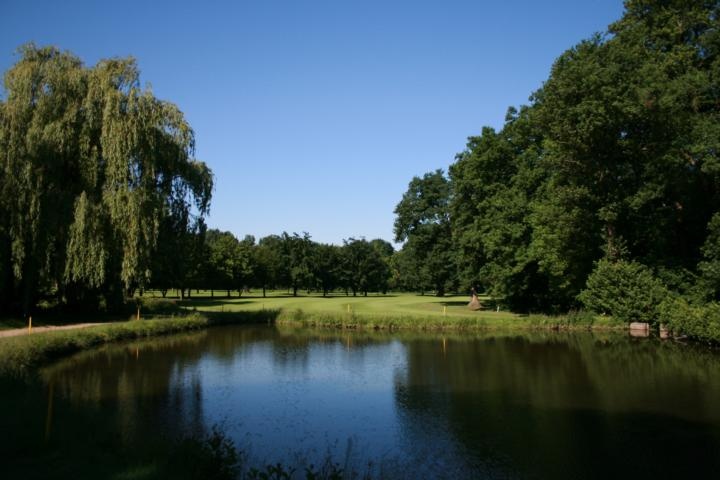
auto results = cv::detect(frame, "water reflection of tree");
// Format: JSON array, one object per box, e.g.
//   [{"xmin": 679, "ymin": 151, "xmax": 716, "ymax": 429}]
[
  {"xmin": 394, "ymin": 333, "xmax": 720, "ymax": 478},
  {"xmin": 41, "ymin": 331, "xmax": 210, "ymax": 448},
  {"xmin": 5, "ymin": 327, "xmax": 273, "ymax": 474}
]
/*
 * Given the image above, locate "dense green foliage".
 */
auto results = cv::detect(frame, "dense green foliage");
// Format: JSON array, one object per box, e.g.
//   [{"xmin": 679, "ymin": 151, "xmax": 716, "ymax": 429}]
[
  {"xmin": 394, "ymin": 170, "xmax": 457, "ymax": 296},
  {"xmin": 0, "ymin": 44, "xmax": 212, "ymax": 315},
  {"xmin": 659, "ymin": 296, "xmax": 720, "ymax": 343},
  {"xmin": 394, "ymin": 1, "xmax": 720, "ymax": 340}
]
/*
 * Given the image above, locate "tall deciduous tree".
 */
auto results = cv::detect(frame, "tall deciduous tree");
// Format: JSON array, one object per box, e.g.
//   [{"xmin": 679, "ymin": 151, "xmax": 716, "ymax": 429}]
[
  {"xmin": 0, "ymin": 44, "xmax": 212, "ymax": 313},
  {"xmin": 447, "ymin": 0, "xmax": 720, "ymax": 312},
  {"xmin": 394, "ymin": 170, "xmax": 456, "ymax": 296}
]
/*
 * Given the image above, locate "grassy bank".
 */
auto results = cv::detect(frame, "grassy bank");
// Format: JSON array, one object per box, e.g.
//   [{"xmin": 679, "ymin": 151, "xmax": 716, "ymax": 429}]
[
  {"xmin": 0, "ymin": 310, "xmax": 277, "ymax": 377},
  {"xmin": 271, "ymin": 308, "xmax": 622, "ymax": 331}
]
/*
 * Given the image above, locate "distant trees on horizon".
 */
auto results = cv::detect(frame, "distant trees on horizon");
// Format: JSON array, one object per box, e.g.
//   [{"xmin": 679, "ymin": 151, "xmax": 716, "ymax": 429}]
[{"xmin": 148, "ymin": 229, "xmax": 396, "ymax": 299}]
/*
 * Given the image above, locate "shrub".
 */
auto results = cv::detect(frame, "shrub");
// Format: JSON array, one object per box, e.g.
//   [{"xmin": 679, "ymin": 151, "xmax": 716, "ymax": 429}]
[
  {"xmin": 137, "ymin": 297, "xmax": 184, "ymax": 315},
  {"xmin": 658, "ymin": 297, "xmax": 720, "ymax": 343},
  {"xmin": 578, "ymin": 259, "xmax": 668, "ymax": 324}
]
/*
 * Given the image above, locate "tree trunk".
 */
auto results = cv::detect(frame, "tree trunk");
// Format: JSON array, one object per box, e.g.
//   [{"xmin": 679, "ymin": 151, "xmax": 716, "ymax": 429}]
[
  {"xmin": 262, "ymin": 286, "xmax": 266, "ymax": 298},
  {"xmin": 161, "ymin": 289, "xmax": 167, "ymax": 298},
  {"xmin": 293, "ymin": 285, "xmax": 298, "ymax": 297}
]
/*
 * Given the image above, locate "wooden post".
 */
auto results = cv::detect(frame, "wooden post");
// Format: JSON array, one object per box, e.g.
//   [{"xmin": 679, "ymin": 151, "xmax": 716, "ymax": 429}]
[
  {"xmin": 28, "ymin": 316, "xmax": 32, "ymax": 334},
  {"xmin": 136, "ymin": 306, "xmax": 141, "ymax": 321}
]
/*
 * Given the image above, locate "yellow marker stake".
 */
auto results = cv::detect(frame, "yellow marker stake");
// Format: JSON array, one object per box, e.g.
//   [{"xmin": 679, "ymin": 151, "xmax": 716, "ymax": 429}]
[
  {"xmin": 136, "ymin": 306, "xmax": 141, "ymax": 321},
  {"xmin": 443, "ymin": 306, "xmax": 447, "ymax": 316},
  {"xmin": 347, "ymin": 304, "xmax": 350, "ymax": 313}
]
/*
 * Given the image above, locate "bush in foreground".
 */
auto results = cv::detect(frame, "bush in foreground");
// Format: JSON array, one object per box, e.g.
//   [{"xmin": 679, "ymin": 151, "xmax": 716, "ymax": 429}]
[{"xmin": 579, "ymin": 259, "xmax": 668, "ymax": 324}]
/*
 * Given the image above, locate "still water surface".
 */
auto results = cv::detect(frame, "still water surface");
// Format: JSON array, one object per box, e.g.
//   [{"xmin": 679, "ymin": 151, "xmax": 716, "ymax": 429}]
[{"xmin": 3, "ymin": 325, "xmax": 720, "ymax": 478}]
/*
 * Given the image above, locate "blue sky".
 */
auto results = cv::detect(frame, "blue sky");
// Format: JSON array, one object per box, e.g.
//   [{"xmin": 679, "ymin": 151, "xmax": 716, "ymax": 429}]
[{"xmin": 1, "ymin": 0, "xmax": 625, "ymax": 245}]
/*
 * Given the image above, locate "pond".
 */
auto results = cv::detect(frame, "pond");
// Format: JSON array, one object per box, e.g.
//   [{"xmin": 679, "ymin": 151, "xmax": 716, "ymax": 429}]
[{"xmin": 2, "ymin": 325, "xmax": 720, "ymax": 479}]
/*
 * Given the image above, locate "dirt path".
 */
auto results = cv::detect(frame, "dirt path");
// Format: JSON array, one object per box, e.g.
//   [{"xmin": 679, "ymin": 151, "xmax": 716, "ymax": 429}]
[{"xmin": 0, "ymin": 322, "xmax": 107, "ymax": 339}]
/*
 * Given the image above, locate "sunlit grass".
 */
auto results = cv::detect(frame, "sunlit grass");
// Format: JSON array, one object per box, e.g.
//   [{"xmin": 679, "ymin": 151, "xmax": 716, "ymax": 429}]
[
  {"xmin": 171, "ymin": 290, "xmax": 516, "ymax": 319},
  {"xmin": 166, "ymin": 290, "xmax": 622, "ymax": 332}
]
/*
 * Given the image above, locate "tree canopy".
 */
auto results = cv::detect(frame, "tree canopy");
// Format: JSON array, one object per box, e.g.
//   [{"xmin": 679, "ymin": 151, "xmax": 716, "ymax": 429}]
[
  {"xmin": 394, "ymin": 170, "xmax": 456, "ymax": 296},
  {"xmin": 395, "ymin": 0, "xmax": 720, "ymax": 325},
  {"xmin": 0, "ymin": 44, "xmax": 212, "ymax": 313}
]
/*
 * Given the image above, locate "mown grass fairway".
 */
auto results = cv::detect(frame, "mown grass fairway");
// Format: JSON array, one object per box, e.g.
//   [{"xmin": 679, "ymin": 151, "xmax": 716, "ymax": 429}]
[
  {"xmin": 174, "ymin": 291, "xmax": 513, "ymax": 318},
  {"xmin": 166, "ymin": 291, "xmax": 621, "ymax": 330}
]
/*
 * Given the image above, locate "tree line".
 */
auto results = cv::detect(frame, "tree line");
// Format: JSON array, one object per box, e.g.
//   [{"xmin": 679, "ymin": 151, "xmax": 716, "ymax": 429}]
[
  {"xmin": 393, "ymin": 0, "xmax": 720, "ymax": 339},
  {"xmin": 152, "ymin": 229, "xmax": 395, "ymax": 299}
]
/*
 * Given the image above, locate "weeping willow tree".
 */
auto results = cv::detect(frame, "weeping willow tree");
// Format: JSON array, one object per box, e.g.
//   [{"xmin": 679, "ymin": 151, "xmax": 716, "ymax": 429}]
[{"xmin": 0, "ymin": 44, "xmax": 212, "ymax": 314}]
